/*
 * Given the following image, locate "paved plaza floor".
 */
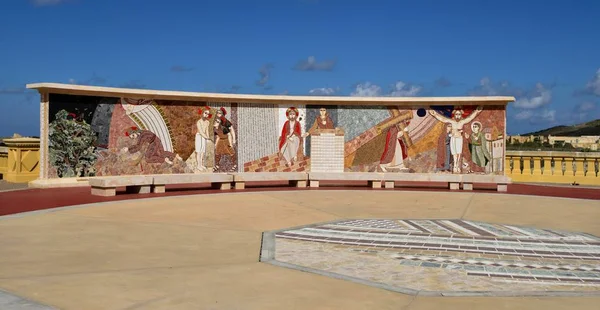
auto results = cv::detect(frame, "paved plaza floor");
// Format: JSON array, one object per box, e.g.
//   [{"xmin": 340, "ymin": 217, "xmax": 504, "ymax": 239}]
[
  {"xmin": 0, "ymin": 188, "xmax": 599, "ymax": 309},
  {"xmin": 0, "ymin": 180, "xmax": 28, "ymax": 193}
]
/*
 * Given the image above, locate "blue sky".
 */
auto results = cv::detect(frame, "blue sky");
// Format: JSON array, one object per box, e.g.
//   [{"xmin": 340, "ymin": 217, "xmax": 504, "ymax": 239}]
[{"xmin": 1, "ymin": 0, "xmax": 599, "ymax": 136}]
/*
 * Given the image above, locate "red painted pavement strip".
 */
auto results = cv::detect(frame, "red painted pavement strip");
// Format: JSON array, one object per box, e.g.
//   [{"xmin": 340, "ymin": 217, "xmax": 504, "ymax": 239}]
[{"xmin": 0, "ymin": 182, "xmax": 598, "ymax": 216}]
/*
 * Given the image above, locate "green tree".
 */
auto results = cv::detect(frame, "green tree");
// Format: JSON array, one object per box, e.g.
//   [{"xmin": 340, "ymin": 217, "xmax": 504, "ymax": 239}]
[
  {"xmin": 563, "ymin": 142, "xmax": 574, "ymax": 149},
  {"xmin": 48, "ymin": 110, "xmax": 98, "ymax": 177}
]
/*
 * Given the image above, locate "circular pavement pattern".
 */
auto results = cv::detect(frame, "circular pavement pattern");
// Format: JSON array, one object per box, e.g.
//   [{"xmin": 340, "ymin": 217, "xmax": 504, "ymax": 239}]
[{"xmin": 264, "ymin": 219, "xmax": 600, "ymax": 296}]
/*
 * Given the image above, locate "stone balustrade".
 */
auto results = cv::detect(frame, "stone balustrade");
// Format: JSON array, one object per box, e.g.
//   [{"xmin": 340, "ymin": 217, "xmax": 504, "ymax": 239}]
[
  {"xmin": 505, "ymin": 150, "xmax": 600, "ymax": 185},
  {"xmin": 0, "ymin": 145, "xmax": 8, "ymax": 178},
  {"xmin": 1, "ymin": 138, "xmax": 41, "ymax": 183}
]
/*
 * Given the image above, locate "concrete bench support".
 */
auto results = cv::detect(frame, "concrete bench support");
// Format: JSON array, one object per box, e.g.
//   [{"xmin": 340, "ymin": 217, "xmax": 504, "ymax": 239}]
[
  {"xmin": 125, "ymin": 185, "xmax": 152, "ymax": 194},
  {"xmin": 152, "ymin": 173, "xmax": 233, "ymax": 193},
  {"xmin": 368, "ymin": 181, "xmax": 382, "ymax": 188},
  {"xmin": 383, "ymin": 173, "xmax": 463, "ymax": 191},
  {"xmin": 152, "ymin": 184, "xmax": 166, "ymax": 194},
  {"xmin": 91, "ymin": 186, "xmax": 116, "ymax": 197},
  {"xmin": 234, "ymin": 181, "xmax": 245, "ymax": 190},
  {"xmin": 462, "ymin": 175, "xmax": 511, "ymax": 192},
  {"xmin": 89, "ymin": 176, "xmax": 154, "ymax": 197},
  {"xmin": 231, "ymin": 172, "xmax": 308, "ymax": 190},
  {"xmin": 289, "ymin": 180, "xmax": 307, "ymax": 188},
  {"xmin": 309, "ymin": 172, "xmax": 384, "ymax": 188},
  {"xmin": 211, "ymin": 182, "xmax": 232, "ymax": 190}
]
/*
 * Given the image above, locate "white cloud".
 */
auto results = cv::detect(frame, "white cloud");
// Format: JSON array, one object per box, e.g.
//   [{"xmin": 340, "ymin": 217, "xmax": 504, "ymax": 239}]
[
  {"xmin": 514, "ymin": 110, "xmax": 533, "ymax": 120},
  {"xmin": 585, "ymin": 68, "xmax": 600, "ymax": 96},
  {"xmin": 572, "ymin": 101, "xmax": 598, "ymax": 121},
  {"xmin": 514, "ymin": 109, "xmax": 556, "ymax": 123},
  {"xmin": 539, "ymin": 109, "xmax": 556, "ymax": 122},
  {"xmin": 256, "ymin": 63, "xmax": 274, "ymax": 87},
  {"xmin": 350, "ymin": 81, "xmax": 422, "ymax": 97},
  {"xmin": 68, "ymin": 78, "xmax": 77, "ymax": 84},
  {"xmin": 575, "ymin": 101, "xmax": 597, "ymax": 112},
  {"xmin": 468, "ymin": 77, "xmax": 511, "ymax": 96},
  {"xmin": 351, "ymin": 82, "xmax": 382, "ymax": 97},
  {"xmin": 389, "ymin": 81, "xmax": 422, "ymax": 97},
  {"xmin": 470, "ymin": 77, "xmax": 552, "ymax": 110},
  {"xmin": 513, "ymin": 83, "xmax": 552, "ymax": 109},
  {"xmin": 477, "ymin": 77, "xmax": 497, "ymax": 95},
  {"xmin": 308, "ymin": 87, "xmax": 338, "ymax": 96},
  {"xmin": 293, "ymin": 56, "xmax": 336, "ymax": 71}
]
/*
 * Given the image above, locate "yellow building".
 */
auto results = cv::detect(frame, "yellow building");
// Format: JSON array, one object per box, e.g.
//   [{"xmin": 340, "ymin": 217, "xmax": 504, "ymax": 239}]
[
  {"xmin": 507, "ymin": 135, "xmax": 600, "ymax": 151},
  {"xmin": 548, "ymin": 135, "xmax": 600, "ymax": 151}
]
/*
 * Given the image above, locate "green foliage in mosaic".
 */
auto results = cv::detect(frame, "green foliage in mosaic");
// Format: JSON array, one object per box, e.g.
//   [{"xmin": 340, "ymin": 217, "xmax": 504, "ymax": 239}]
[{"xmin": 48, "ymin": 110, "xmax": 98, "ymax": 177}]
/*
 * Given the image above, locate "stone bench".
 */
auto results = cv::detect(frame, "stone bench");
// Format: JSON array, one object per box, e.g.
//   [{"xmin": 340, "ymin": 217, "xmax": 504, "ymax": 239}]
[
  {"xmin": 152, "ymin": 173, "xmax": 234, "ymax": 193},
  {"xmin": 308, "ymin": 172, "xmax": 384, "ymax": 188},
  {"xmin": 382, "ymin": 173, "xmax": 463, "ymax": 190},
  {"xmin": 382, "ymin": 173, "xmax": 511, "ymax": 192},
  {"xmin": 461, "ymin": 174, "xmax": 511, "ymax": 192},
  {"xmin": 231, "ymin": 172, "xmax": 308, "ymax": 190},
  {"xmin": 89, "ymin": 175, "xmax": 154, "ymax": 197}
]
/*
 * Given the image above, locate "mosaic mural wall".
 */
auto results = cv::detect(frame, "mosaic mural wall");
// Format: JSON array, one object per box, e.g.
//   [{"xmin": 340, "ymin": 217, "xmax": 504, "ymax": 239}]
[{"xmin": 46, "ymin": 94, "xmax": 506, "ymax": 178}]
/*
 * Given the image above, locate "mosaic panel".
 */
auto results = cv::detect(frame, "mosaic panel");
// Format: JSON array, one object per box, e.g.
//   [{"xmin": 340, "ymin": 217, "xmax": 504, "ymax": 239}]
[
  {"xmin": 46, "ymin": 94, "xmax": 506, "ymax": 178},
  {"xmin": 337, "ymin": 106, "xmax": 389, "ymax": 142},
  {"xmin": 266, "ymin": 219, "xmax": 600, "ymax": 296},
  {"xmin": 237, "ymin": 103, "xmax": 278, "ymax": 171}
]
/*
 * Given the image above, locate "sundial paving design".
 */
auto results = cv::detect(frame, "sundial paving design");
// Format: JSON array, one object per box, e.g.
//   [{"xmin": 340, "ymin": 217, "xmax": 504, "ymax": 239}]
[{"xmin": 264, "ymin": 219, "xmax": 600, "ymax": 295}]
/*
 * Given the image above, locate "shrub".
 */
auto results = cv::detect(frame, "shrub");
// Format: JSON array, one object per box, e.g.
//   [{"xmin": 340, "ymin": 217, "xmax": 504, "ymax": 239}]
[{"xmin": 48, "ymin": 110, "xmax": 98, "ymax": 177}]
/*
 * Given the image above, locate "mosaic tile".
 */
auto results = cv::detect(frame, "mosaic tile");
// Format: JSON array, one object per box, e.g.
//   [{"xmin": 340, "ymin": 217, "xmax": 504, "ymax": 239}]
[
  {"xmin": 421, "ymin": 262, "xmax": 442, "ymax": 268},
  {"xmin": 270, "ymin": 219, "xmax": 600, "ymax": 294},
  {"xmin": 398, "ymin": 260, "xmax": 422, "ymax": 267}
]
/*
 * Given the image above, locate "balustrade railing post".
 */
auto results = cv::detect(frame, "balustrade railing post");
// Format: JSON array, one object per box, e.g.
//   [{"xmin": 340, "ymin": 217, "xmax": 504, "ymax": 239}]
[
  {"xmin": 532, "ymin": 156, "xmax": 543, "ymax": 177},
  {"xmin": 566, "ymin": 157, "xmax": 577, "ymax": 180},
  {"xmin": 522, "ymin": 156, "xmax": 532, "ymax": 175},
  {"xmin": 505, "ymin": 157, "xmax": 513, "ymax": 176},
  {"xmin": 574, "ymin": 157, "xmax": 586, "ymax": 178},
  {"xmin": 541, "ymin": 157, "xmax": 551, "ymax": 175}
]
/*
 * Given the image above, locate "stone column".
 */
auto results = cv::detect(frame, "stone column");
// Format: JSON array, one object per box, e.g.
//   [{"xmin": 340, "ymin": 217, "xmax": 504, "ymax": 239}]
[
  {"xmin": 3, "ymin": 137, "xmax": 41, "ymax": 183},
  {"xmin": 39, "ymin": 92, "xmax": 49, "ymax": 179}
]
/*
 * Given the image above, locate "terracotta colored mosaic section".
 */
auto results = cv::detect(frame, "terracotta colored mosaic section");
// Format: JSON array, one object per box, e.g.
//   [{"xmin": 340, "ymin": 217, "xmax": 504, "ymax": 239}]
[{"xmin": 243, "ymin": 152, "xmax": 310, "ymax": 172}]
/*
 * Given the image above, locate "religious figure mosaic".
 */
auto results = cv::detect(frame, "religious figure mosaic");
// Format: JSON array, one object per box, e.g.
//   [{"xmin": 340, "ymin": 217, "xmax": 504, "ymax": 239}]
[{"xmin": 46, "ymin": 94, "xmax": 506, "ymax": 178}]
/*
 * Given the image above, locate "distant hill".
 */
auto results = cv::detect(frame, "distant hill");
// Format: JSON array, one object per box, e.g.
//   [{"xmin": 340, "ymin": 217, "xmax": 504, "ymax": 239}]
[{"xmin": 523, "ymin": 119, "xmax": 600, "ymax": 136}]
